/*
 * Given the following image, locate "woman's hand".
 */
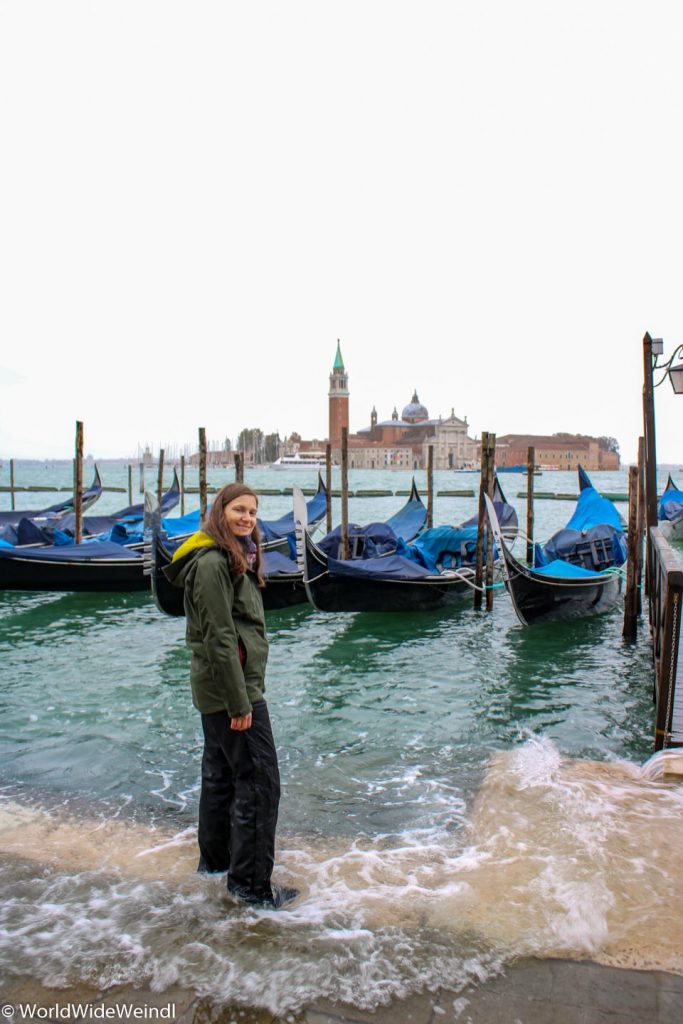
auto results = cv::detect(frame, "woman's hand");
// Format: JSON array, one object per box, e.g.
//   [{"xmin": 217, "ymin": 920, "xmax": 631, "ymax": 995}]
[{"xmin": 230, "ymin": 713, "xmax": 252, "ymax": 731}]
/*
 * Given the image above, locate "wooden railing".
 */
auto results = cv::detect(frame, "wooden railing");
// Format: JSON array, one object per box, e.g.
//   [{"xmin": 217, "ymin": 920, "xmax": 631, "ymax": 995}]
[{"xmin": 647, "ymin": 527, "xmax": 683, "ymax": 749}]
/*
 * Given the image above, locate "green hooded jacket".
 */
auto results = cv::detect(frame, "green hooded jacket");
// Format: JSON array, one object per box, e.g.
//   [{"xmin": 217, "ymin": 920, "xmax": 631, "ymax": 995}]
[{"xmin": 163, "ymin": 533, "xmax": 268, "ymax": 717}]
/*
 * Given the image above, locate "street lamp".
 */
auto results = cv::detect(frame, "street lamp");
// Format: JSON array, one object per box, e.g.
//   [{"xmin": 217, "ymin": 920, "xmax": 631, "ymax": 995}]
[
  {"xmin": 643, "ymin": 332, "xmax": 683, "ymax": 538},
  {"xmin": 651, "ymin": 338, "xmax": 683, "ymax": 395}
]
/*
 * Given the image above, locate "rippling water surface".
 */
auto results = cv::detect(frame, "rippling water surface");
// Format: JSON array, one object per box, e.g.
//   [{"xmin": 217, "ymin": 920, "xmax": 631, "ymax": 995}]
[{"xmin": 1, "ymin": 465, "xmax": 682, "ymax": 1010}]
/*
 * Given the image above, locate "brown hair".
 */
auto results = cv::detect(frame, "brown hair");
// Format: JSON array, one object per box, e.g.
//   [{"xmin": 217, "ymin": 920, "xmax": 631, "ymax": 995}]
[{"xmin": 202, "ymin": 483, "xmax": 265, "ymax": 586}]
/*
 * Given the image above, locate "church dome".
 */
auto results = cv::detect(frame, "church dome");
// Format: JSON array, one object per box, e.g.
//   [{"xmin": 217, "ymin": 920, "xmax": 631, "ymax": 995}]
[{"xmin": 401, "ymin": 390, "xmax": 429, "ymax": 423}]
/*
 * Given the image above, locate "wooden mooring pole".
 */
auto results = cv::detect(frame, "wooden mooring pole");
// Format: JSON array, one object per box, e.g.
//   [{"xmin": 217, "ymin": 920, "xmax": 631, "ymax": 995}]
[
  {"xmin": 156, "ymin": 449, "xmax": 165, "ymax": 505},
  {"xmin": 642, "ymin": 332, "xmax": 658, "ymax": 597},
  {"xmin": 74, "ymin": 421, "xmax": 83, "ymax": 545},
  {"xmin": 636, "ymin": 437, "xmax": 645, "ymax": 615},
  {"xmin": 139, "ymin": 463, "xmax": 145, "ymax": 494},
  {"xmin": 474, "ymin": 432, "xmax": 489, "ymax": 611},
  {"xmin": 341, "ymin": 426, "xmax": 349, "ymax": 559},
  {"xmin": 234, "ymin": 451, "xmax": 244, "ymax": 483},
  {"xmin": 325, "ymin": 443, "xmax": 332, "ymax": 535},
  {"xmin": 198, "ymin": 428, "xmax": 207, "ymax": 518},
  {"xmin": 623, "ymin": 464, "xmax": 640, "ymax": 639},
  {"xmin": 427, "ymin": 445, "xmax": 434, "ymax": 529},
  {"xmin": 127, "ymin": 465, "xmax": 133, "ymax": 506},
  {"xmin": 526, "ymin": 445, "xmax": 535, "ymax": 565},
  {"xmin": 9, "ymin": 458, "xmax": 16, "ymax": 511},
  {"xmin": 180, "ymin": 454, "xmax": 186, "ymax": 516},
  {"xmin": 485, "ymin": 434, "xmax": 496, "ymax": 612}
]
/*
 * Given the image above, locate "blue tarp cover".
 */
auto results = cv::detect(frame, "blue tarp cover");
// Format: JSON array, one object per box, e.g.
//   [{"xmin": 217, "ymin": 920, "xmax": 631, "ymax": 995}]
[
  {"xmin": 565, "ymin": 483, "xmax": 623, "ymax": 532},
  {"xmin": 539, "ymin": 524, "xmax": 627, "ymax": 569},
  {"xmin": 659, "ymin": 488, "xmax": 683, "ymax": 522},
  {"xmin": 397, "ymin": 525, "xmax": 485, "ymax": 572},
  {"xmin": 327, "ymin": 552, "xmax": 440, "ymax": 581},
  {"xmin": 385, "ymin": 494, "xmax": 426, "ymax": 542},
  {"xmin": 317, "ymin": 522, "xmax": 398, "ymax": 559},
  {"xmin": 162, "ymin": 510, "xmax": 201, "ymax": 537},
  {"xmin": 258, "ymin": 487, "xmax": 327, "ymax": 542},
  {"xmin": 460, "ymin": 499, "xmax": 517, "ymax": 535},
  {"xmin": 530, "ymin": 560, "xmax": 616, "ymax": 580},
  {"xmin": 262, "ymin": 550, "xmax": 300, "ymax": 577},
  {"xmin": 0, "ymin": 541, "xmax": 143, "ymax": 562},
  {"xmin": 535, "ymin": 468, "xmax": 626, "ymax": 570}
]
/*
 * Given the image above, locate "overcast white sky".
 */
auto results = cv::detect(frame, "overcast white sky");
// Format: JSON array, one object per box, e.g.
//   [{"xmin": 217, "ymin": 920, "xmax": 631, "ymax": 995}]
[{"xmin": 1, "ymin": 1, "xmax": 683, "ymax": 464}]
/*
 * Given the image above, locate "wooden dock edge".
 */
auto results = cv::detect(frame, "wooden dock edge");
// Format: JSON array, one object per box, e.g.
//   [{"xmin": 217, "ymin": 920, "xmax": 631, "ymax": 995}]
[{"xmin": 648, "ymin": 527, "xmax": 683, "ymax": 750}]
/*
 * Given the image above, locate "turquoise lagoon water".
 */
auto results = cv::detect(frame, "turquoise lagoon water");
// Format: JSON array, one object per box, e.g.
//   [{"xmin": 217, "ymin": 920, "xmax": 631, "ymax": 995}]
[{"xmin": 1, "ymin": 465, "xmax": 683, "ymax": 1011}]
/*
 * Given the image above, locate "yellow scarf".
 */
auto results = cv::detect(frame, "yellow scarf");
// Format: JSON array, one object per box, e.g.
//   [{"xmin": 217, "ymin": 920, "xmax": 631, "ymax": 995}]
[{"xmin": 171, "ymin": 530, "xmax": 216, "ymax": 562}]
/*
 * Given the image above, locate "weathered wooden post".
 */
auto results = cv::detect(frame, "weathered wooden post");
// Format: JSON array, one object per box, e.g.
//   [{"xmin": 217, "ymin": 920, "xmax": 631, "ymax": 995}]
[
  {"xmin": 341, "ymin": 426, "xmax": 349, "ymax": 559},
  {"xmin": 74, "ymin": 421, "xmax": 84, "ymax": 545},
  {"xmin": 325, "ymin": 443, "xmax": 332, "ymax": 534},
  {"xmin": 623, "ymin": 464, "xmax": 640, "ymax": 639},
  {"xmin": 127, "ymin": 464, "xmax": 133, "ymax": 506},
  {"xmin": 139, "ymin": 462, "xmax": 145, "ymax": 494},
  {"xmin": 474, "ymin": 432, "xmax": 489, "ymax": 610},
  {"xmin": 485, "ymin": 433, "xmax": 496, "ymax": 612},
  {"xmin": 526, "ymin": 445, "xmax": 535, "ymax": 566},
  {"xmin": 156, "ymin": 448, "xmax": 165, "ymax": 505},
  {"xmin": 9, "ymin": 458, "xmax": 16, "ymax": 511},
  {"xmin": 180, "ymin": 454, "xmax": 186, "ymax": 516},
  {"xmin": 642, "ymin": 332, "xmax": 658, "ymax": 597},
  {"xmin": 234, "ymin": 451, "xmax": 244, "ymax": 483},
  {"xmin": 636, "ymin": 437, "xmax": 645, "ymax": 615},
  {"xmin": 427, "ymin": 445, "xmax": 434, "ymax": 529},
  {"xmin": 198, "ymin": 428, "xmax": 208, "ymax": 518}
]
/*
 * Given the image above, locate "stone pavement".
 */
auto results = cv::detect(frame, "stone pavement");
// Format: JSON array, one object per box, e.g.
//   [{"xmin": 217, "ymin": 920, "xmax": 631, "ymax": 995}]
[{"xmin": 3, "ymin": 958, "xmax": 683, "ymax": 1024}]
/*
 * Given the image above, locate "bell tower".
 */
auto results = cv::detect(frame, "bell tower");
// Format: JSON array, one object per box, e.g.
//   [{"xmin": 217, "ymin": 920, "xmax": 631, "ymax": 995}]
[{"xmin": 328, "ymin": 340, "xmax": 349, "ymax": 450}]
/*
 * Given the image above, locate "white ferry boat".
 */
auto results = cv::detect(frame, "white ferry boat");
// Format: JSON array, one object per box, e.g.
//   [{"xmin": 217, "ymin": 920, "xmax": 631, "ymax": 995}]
[{"xmin": 271, "ymin": 452, "xmax": 330, "ymax": 470}]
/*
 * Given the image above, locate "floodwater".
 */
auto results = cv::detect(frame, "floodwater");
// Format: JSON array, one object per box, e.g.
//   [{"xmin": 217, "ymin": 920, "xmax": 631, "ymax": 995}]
[{"xmin": 1, "ymin": 464, "xmax": 682, "ymax": 1012}]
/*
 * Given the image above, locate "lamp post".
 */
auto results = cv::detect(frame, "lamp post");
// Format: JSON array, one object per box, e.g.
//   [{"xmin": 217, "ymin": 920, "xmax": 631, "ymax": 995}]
[
  {"xmin": 643, "ymin": 333, "xmax": 683, "ymax": 532},
  {"xmin": 642, "ymin": 333, "xmax": 683, "ymax": 607}
]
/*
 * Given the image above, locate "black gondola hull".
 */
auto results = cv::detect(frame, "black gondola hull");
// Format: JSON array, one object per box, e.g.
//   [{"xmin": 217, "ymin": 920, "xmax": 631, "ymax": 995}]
[
  {"xmin": 0, "ymin": 553, "xmax": 147, "ymax": 592},
  {"xmin": 300, "ymin": 526, "xmax": 472, "ymax": 613},
  {"xmin": 502, "ymin": 546, "xmax": 622, "ymax": 625}
]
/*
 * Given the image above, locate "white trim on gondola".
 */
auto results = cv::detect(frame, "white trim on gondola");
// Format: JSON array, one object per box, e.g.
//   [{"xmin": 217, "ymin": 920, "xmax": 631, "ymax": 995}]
[{"xmin": 0, "ymin": 555, "xmax": 142, "ymax": 567}]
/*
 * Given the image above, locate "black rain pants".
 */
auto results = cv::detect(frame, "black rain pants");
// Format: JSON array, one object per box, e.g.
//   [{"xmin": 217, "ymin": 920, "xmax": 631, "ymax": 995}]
[{"xmin": 198, "ymin": 700, "xmax": 281, "ymax": 900}]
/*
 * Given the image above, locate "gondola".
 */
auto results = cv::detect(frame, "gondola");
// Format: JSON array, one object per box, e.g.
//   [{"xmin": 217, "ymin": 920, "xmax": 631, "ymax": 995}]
[
  {"xmin": 0, "ymin": 465, "xmax": 103, "ymax": 534},
  {"xmin": 0, "ymin": 539, "xmax": 147, "ymax": 592},
  {"xmin": 658, "ymin": 474, "xmax": 683, "ymax": 541},
  {"xmin": 147, "ymin": 480, "xmax": 429, "ymax": 616},
  {"xmin": 293, "ymin": 486, "xmax": 477, "ymax": 613},
  {"xmin": 484, "ymin": 467, "xmax": 625, "ymax": 626}
]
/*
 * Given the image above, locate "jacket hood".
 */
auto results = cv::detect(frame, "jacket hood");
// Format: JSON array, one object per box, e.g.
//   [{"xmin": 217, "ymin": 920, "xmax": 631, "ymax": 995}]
[{"xmin": 164, "ymin": 530, "xmax": 216, "ymax": 588}]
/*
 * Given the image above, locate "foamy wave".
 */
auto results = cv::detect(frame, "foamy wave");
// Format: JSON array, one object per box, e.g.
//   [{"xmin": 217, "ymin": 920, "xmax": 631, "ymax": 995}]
[{"xmin": 2, "ymin": 738, "xmax": 683, "ymax": 1011}]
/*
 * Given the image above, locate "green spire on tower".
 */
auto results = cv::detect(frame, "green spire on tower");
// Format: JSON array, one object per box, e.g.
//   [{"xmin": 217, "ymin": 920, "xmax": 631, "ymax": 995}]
[{"xmin": 333, "ymin": 339, "xmax": 344, "ymax": 371}]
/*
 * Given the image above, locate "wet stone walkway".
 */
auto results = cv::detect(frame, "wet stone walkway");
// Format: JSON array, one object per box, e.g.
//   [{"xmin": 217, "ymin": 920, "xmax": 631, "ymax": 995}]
[{"xmin": 3, "ymin": 959, "xmax": 683, "ymax": 1024}]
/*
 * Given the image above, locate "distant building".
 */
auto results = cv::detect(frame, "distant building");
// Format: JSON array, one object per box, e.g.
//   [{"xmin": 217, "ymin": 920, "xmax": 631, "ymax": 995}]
[
  {"xmin": 493, "ymin": 433, "xmax": 620, "ymax": 471},
  {"xmin": 298, "ymin": 344, "xmax": 477, "ymax": 469},
  {"xmin": 351, "ymin": 394, "xmax": 477, "ymax": 470},
  {"xmin": 328, "ymin": 340, "xmax": 349, "ymax": 450}
]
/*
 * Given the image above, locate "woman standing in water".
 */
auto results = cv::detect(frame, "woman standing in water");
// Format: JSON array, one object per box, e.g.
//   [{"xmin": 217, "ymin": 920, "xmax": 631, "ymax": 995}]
[{"xmin": 165, "ymin": 483, "xmax": 297, "ymax": 909}]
